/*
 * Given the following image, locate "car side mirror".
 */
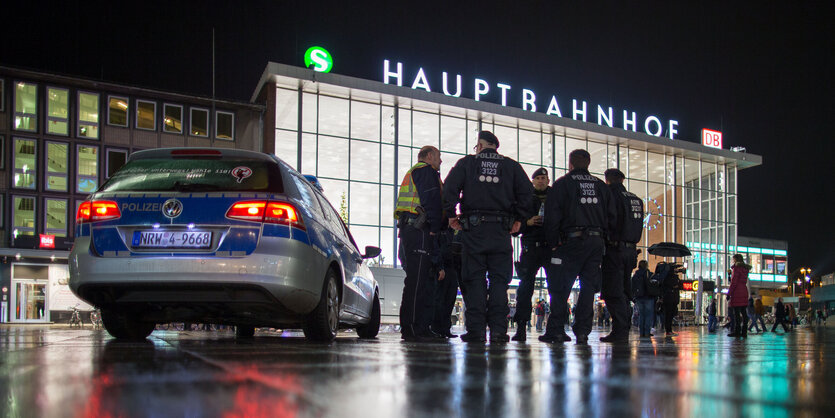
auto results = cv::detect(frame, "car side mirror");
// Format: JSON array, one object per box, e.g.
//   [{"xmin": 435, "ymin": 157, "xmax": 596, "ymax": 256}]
[{"xmin": 362, "ymin": 246, "xmax": 382, "ymax": 259}]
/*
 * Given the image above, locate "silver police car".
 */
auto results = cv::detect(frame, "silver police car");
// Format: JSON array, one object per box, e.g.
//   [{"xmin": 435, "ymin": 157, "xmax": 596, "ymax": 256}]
[{"xmin": 69, "ymin": 148, "xmax": 381, "ymax": 341}]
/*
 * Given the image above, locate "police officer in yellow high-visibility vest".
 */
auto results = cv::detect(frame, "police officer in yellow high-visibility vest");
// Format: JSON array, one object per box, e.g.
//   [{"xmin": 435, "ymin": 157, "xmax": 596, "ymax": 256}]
[{"xmin": 396, "ymin": 145, "xmax": 445, "ymax": 343}]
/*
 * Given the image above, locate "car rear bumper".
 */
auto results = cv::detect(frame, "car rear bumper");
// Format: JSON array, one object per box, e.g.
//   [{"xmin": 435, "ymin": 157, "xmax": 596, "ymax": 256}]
[{"xmin": 69, "ymin": 237, "xmax": 326, "ymax": 317}]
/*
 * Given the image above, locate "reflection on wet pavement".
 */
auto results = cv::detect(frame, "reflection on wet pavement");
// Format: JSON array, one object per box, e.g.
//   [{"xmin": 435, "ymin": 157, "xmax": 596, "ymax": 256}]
[{"xmin": 1, "ymin": 325, "xmax": 833, "ymax": 417}]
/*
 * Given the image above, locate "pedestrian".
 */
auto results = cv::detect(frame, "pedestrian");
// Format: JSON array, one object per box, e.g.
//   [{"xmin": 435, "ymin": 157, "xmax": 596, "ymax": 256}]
[
  {"xmin": 707, "ymin": 298, "xmax": 718, "ymax": 333},
  {"xmin": 751, "ymin": 296, "xmax": 766, "ymax": 333},
  {"xmin": 746, "ymin": 295, "xmax": 760, "ymax": 334},
  {"xmin": 396, "ymin": 146, "xmax": 446, "ymax": 342},
  {"xmin": 660, "ymin": 263, "xmax": 681, "ymax": 337},
  {"xmin": 443, "ymin": 130, "xmax": 534, "ymax": 343},
  {"xmin": 539, "ymin": 149, "xmax": 616, "ymax": 345},
  {"xmin": 600, "ymin": 168, "xmax": 644, "ymax": 343},
  {"xmin": 817, "ymin": 309, "xmax": 825, "ymax": 325},
  {"xmin": 631, "ymin": 259, "xmax": 655, "ymax": 338},
  {"xmin": 535, "ymin": 300, "xmax": 545, "ymax": 331},
  {"xmin": 788, "ymin": 304, "xmax": 797, "ymax": 329},
  {"xmin": 511, "ymin": 167, "xmax": 552, "ymax": 341},
  {"xmin": 771, "ymin": 297, "xmax": 790, "ymax": 333},
  {"xmin": 726, "ymin": 254, "xmax": 751, "ymax": 338}
]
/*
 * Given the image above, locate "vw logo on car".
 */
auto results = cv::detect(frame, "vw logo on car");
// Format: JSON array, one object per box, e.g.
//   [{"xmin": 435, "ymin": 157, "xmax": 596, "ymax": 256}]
[{"xmin": 162, "ymin": 199, "xmax": 183, "ymax": 218}]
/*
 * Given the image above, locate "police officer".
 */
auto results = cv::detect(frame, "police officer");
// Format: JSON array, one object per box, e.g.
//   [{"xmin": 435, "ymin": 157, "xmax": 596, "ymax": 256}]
[
  {"xmin": 443, "ymin": 131, "xmax": 533, "ymax": 343},
  {"xmin": 396, "ymin": 146, "xmax": 445, "ymax": 342},
  {"xmin": 511, "ymin": 167, "xmax": 552, "ymax": 342},
  {"xmin": 540, "ymin": 149, "xmax": 616, "ymax": 344},
  {"xmin": 600, "ymin": 168, "xmax": 644, "ymax": 342},
  {"xmin": 430, "ymin": 228, "xmax": 462, "ymax": 338}
]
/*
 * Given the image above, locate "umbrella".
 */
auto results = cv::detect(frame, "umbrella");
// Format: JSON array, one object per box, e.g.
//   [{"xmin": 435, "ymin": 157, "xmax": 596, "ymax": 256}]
[{"xmin": 647, "ymin": 242, "xmax": 691, "ymax": 257}]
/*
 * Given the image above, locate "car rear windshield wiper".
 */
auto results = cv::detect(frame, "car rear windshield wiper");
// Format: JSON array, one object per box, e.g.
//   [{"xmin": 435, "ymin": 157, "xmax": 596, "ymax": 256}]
[{"xmin": 172, "ymin": 181, "xmax": 223, "ymax": 192}]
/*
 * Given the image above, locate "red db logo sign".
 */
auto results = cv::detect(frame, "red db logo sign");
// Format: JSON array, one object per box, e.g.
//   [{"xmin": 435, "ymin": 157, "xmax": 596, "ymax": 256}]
[
  {"xmin": 39, "ymin": 234, "xmax": 55, "ymax": 249},
  {"xmin": 702, "ymin": 129, "xmax": 722, "ymax": 149}
]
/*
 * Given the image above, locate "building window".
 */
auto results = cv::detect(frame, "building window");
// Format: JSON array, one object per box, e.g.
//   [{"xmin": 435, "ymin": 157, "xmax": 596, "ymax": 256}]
[
  {"xmin": 106, "ymin": 148, "xmax": 128, "ymax": 178},
  {"xmin": 77, "ymin": 91, "xmax": 99, "ymax": 139},
  {"xmin": 14, "ymin": 81, "xmax": 38, "ymax": 132},
  {"xmin": 47, "ymin": 87, "xmax": 69, "ymax": 136},
  {"xmin": 216, "ymin": 110, "xmax": 234, "ymax": 140},
  {"xmin": 13, "ymin": 138, "xmax": 37, "ymax": 189},
  {"xmin": 45, "ymin": 142, "xmax": 69, "ymax": 192},
  {"xmin": 44, "ymin": 198, "xmax": 68, "ymax": 237},
  {"xmin": 163, "ymin": 104, "xmax": 183, "ymax": 134},
  {"xmin": 190, "ymin": 107, "xmax": 209, "ymax": 137},
  {"xmin": 77, "ymin": 145, "xmax": 99, "ymax": 193},
  {"xmin": 12, "ymin": 196, "xmax": 36, "ymax": 238},
  {"xmin": 0, "ymin": 78, "xmax": 5, "ymax": 112},
  {"xmin": 136, "ymin": 100, "xmax": 156, "ymax": 130},
  {"xmin": 108, "ymin": 96, "xmax": 129, "ymax": 127}
]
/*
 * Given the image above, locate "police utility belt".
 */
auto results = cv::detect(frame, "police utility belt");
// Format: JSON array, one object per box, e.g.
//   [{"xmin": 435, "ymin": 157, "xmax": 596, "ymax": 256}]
[
  {"xmin": 459, "ymin": 211, "xmax": 513, "ymax": 231},
  {"xmin": 607, "ymin": 241, "xmax": 637, "ymax": 249},
  {"xmin": 397, "ymin": 206, "xmax": 428, "ymax": 230},
  {"xmin": 561, "ymin": 227, "xmax": 604, "ymax": 240}
]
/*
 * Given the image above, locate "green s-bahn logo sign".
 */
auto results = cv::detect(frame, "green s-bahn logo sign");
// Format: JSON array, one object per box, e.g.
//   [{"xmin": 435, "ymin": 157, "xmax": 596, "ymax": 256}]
[{"xmin": 304, "ymin": 46, "xmax": 333, "ymax": 73}]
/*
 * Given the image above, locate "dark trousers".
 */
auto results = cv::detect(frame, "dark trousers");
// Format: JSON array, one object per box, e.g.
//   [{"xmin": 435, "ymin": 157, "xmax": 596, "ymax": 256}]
[
  {"xmin": 662, "ymin": 297, "xmax": 678, "ymax": 333},
  {"xmin": 432, "ymin": 250, "xmax": 461, "ymax": 333},
  {"xmin": 731, "ymin": 306, "xmax": 749, "ymax": 336},
  {"xmin": 601, "ymin": 245, "xmax": 635, "ymax": 336},
  {"xmin": 544, "ymin": 236, "xmax": 604, "ymax": 338},
  {"xmin": 460, "ymin": 222, "xmax": 513, "ymax": 337},
  {"xmin": 514, "ymin": 244, "xmax": 551, "ymax": 325},
  {"xmin": 771, "ymin": 317, "xmax": 790, "ymax": 332},
  {"xmin": 636, "ymin": 297, "xmax": 655, "ymax": 336},
  {"xmin": 399, "ymin": 225, "xmax": 436, "ymax": 337}
]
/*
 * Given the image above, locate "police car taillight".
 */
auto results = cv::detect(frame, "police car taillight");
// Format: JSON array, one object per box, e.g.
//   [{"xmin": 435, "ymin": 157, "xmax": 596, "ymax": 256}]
[
  {"xmin": 265, "ymin": 202, "xmax": 305, "ymax": 230},
  {"xmin": 225, "ymin": 201, "xmax": 266, "ymax": 222},
  {"xmin": 77, "ymin": 201, "xmax": 122, "ymax": 223},
  {"xmin": 226, "ymin": 201, "xmax": 305, "ymax": 230}
]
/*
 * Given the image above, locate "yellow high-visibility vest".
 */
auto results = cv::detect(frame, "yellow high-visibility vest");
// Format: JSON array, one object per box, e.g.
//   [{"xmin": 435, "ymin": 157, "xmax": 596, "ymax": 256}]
[{"xmin": 394, "ymin": 162, "xmax": 428, "ymax": 219}]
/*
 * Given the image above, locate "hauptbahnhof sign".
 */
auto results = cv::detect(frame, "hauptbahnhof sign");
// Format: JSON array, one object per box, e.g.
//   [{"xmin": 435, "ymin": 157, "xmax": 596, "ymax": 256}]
[{"xmin": 382, "ymin": 60, "xmax": 680, "ymax": 140}]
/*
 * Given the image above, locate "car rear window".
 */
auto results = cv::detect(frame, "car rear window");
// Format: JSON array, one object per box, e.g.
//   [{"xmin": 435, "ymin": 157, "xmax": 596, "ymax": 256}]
[{"xmin": 100, "ymin": 158, "xmax": 282, "ymax": 193}]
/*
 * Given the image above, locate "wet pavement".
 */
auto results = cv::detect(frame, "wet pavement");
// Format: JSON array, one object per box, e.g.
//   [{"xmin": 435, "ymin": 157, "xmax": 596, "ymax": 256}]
[{"xmin": 1, "ymin": 324, "xmax": 834, "ymax": 417}]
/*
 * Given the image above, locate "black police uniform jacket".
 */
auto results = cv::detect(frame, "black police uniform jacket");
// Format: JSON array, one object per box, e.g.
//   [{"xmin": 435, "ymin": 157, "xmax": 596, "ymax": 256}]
[
  {"xmin": 607, "ymin": 183, "xmax": 644, "ymax": 244},
  {"xmin": 516, "ymin": 186, "xmax": 549, "ymax": 244},
  {"xmin": 543, "ymin": 168, "xmax": 616, "ymax": 248},
  {"xmin": 442, "ymin": 148, "xmax": 533, "ymax": 223}
]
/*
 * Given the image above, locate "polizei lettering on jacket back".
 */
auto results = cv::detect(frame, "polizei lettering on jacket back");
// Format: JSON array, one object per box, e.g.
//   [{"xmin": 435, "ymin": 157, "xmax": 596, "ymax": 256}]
[{"xmin": 477, "ymin": 153, "xmax": 503, "ymax": 183}]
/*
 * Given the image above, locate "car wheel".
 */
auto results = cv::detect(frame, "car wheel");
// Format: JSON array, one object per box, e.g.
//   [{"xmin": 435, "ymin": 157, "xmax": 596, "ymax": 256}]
[
  {"xmin": 235, "ymin": 325, "xmax": 255, "ymax": 338},
  {"xmin": 356, "ymin": 291, "xmax": 381, "ymax": 339},
  {"xmin": 101, "ymin": 309, "xmax": 154, "ymax": 341},
  {"xmin": 303, "ymin": 269, "xmax": 340, "ymax": 342}
]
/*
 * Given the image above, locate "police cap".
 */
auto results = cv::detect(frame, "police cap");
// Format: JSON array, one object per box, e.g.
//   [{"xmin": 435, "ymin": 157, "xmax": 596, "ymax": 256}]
[
  {"xmin": 531, "ymin": 167, "xmax": 549, "ymax": 179},
  {"xmin": 478, "ymin": 130, "xmax": 500, "ymax": 147}
]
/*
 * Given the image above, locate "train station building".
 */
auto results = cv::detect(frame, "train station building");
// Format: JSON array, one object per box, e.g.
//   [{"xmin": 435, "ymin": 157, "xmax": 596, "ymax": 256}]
[{"xmin": 1, "ymin": 55, "xmax": 765, "ymax": 323}]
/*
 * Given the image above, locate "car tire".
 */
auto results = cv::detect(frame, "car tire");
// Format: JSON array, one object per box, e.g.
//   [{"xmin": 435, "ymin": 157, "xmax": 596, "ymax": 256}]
[
  {"xmin": 235, "ymin": 325, "xmax": 255, "ymax": 338},
  {"xmin": 303, "ymin": 269, "xmax": 340, "ymax": 342},
  {"xmin": 101, "ymin": 309, "xmax": 155, "ymax": 341},
  {"xmin": 356, "ymin": 291, "xmax": 381, "ymax": 339}
]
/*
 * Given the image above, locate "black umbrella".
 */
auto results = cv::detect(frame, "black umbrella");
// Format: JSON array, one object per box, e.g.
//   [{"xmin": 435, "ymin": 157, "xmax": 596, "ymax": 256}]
[{"xmin": 647, "ymin": 242, "xmax": 691, "ymax": 257}]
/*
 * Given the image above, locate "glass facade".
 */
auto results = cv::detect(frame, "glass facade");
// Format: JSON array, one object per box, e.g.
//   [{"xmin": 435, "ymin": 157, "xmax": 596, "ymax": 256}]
[
  {"xmin": 272, "ymin": 82, "xmax": 739, "ymax": 272},
  {"xmin": 77, "ymin": 91, "xmax": 99, "ymax": 139},
  {"xmin": 47, "ymin": 87, "xmax": 69, "ymax": 136}
]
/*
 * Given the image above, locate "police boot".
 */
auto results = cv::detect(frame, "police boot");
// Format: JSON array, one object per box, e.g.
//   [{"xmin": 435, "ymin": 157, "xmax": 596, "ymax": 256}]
[{"xmin": 511, "ymin": 323, "xmax": 526, "ymax": 341}]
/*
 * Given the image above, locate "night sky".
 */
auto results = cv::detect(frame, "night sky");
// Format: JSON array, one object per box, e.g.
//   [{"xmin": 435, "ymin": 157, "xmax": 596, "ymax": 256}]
[{"xmin": 3, "ymin": 1, "xmax": 833, "ymax": 274}]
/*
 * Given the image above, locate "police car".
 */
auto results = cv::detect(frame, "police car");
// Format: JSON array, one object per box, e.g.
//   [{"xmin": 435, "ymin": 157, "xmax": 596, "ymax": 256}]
[{"xmin": 69, "ymin": 148, "xmax": 381, "ymax": 341}]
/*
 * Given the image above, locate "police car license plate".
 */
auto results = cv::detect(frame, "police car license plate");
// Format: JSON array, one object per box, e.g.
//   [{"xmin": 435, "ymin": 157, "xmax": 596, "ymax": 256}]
[{"xmin": 132, "ymin": 231, "xmax": 212, "ymax": 248}]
